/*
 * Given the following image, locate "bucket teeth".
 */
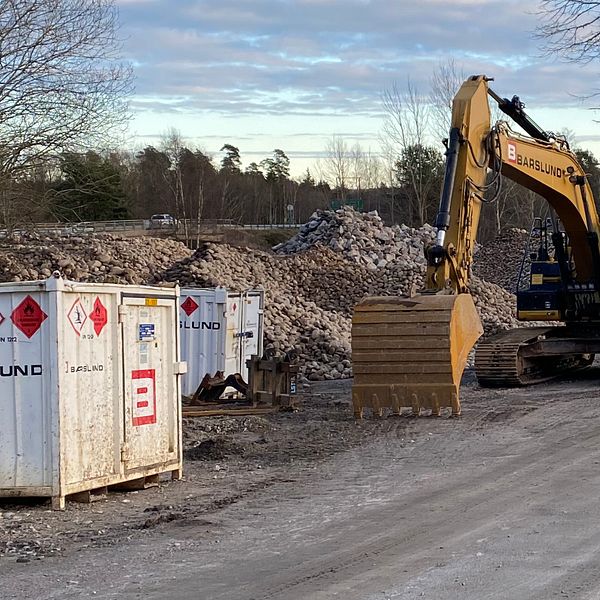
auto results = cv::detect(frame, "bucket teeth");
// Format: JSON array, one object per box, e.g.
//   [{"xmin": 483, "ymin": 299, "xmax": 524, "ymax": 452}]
[{"xmin": 352, "ymin": 293, "xmax": 482, "ymax": 418}]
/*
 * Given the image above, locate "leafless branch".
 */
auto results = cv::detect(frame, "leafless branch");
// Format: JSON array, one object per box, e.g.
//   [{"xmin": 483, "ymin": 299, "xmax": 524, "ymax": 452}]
[
  {"xmin": 536, "ymin": 0, "xmax": 600, "ymax": 62},
  {"xmin": 0, "ymin": 0, "xmax": 133, "ymax": 180}
]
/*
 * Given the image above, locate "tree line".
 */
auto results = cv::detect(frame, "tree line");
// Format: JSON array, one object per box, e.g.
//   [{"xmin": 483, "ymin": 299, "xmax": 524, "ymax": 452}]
[{"xmin": 8, "ymin": 125, "xmax": 600, "ymax": 248}]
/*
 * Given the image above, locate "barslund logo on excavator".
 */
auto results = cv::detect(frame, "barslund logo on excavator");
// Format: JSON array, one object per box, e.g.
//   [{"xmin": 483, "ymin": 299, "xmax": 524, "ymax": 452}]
[{"xmin": 507, "ymin": 142, "xmax": 563, "ymax": 178}]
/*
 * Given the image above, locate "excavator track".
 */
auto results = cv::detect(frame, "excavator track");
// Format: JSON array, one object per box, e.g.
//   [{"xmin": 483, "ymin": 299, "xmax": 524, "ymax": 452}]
[{"xmin": 475, "ymin": 327, "xmax": 594, "ymax": 387}]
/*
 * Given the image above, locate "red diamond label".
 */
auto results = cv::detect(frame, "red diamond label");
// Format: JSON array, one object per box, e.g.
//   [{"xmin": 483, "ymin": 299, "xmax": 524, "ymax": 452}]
[
  {"xmin": 67, "ymin": 298, "xmax": 87, "ymax": 336},
  {"xmin": 90, "ymin": 297, "xmax": 108, "ymax": 336},
  {"xmin": 181, "ymin": 296, "xmax": 199, "ymax": 317},
  {"xmin": 0, "ymin": 312, "xmax": 5, "ymax": 326},
  {"xmin": 11, "ymin": 295, "xmax": 47, "ymax": 338}
]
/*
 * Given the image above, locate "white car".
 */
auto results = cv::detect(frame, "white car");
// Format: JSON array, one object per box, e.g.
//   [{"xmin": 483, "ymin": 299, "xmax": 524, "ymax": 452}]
[{"xmin": 149, "ymin": 214, "xmax": 175, "ymax": 228}]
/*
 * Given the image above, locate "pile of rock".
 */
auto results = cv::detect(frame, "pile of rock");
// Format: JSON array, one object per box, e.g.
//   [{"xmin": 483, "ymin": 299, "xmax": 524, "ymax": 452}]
[
  {"xmin": 157, "ymin": 208, "xmax": 521, "ymax": 379},
  {"xmin": 0, "ymin": 211, "xmax": 525, "ymax": 381},
  {"xmin": 158, "ymin": 245, "xmax": 356, "ymax": 379},
  {"xmin": 473, "ymin": 228, "xmax": 528, "ymax": 292},
  {"xmin": 275, "ymin": 206, "xmax": 436, "ymax": 272},
  {"xmin": 469, "ymin": 277, "xmax": 519, "ymax": 333},
  {"xmin": 0, "ymin": 233, "xmax": 191, "ymax": 285}
]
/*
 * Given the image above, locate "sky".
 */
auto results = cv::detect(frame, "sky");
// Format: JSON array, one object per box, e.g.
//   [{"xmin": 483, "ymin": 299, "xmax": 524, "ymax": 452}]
[{"xmin": 116, "ymin": 0, "xmax": 600, "ymax": 178}]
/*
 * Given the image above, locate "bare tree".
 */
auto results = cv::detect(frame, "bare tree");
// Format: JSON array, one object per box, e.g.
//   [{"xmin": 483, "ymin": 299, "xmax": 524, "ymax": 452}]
[
  {"xmin": 381, "ymin": 79, "xmax": 440, "ymax": 225},
  {"xmin": 429, "ymin": 60, "xmax": 466, "ymax": 142},
  {"xmin": 537, "ymin": 0, "xmax": 600, "ymax": 62},
  {"xmin": 0, "ymin": 1, "xmax": 132, "ymax": 177},
  {"xmin": 319, "ymin": 136, "xmax": 353, "ymax": 198},
  {"xmin": 353, "ymin": 146, "xmax": 382, "ymax": 191},
  {"xmin": 161, "ymin": 129, "xmax": 189, "ymax": 239}
]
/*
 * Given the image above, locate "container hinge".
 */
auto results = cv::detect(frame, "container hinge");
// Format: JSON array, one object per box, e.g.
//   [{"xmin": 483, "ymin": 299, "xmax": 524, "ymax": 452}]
[
  {"xmin": 120, "ymin": 443, "xmax": 131, "ymax": 463},
  {"xmin": 235, "ymin": 331, "xmax": 254, "ymax": 338},
  {"xmin": 174, "ymin": 361, "xmax": 188, "ymax": 375},
  {"xmin": 118, "ymin": 305, "xmax": 128, "ymax": 323}
]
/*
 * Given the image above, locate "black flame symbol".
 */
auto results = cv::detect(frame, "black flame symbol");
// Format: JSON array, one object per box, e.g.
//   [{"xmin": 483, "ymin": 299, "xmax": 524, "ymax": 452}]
[{"xmin": 24, "ymin": 303, "xmax": 34, "ymax": 315}]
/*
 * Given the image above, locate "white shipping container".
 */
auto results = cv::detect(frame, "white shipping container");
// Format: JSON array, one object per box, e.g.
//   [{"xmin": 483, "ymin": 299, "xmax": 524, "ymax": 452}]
[
  {"xmin": 179, "ymin": 287, "xmax": 264, "ymax": 396},
  {"xmin": 0, "ymin": 276, "xmax": 185, "ymax": 509}
]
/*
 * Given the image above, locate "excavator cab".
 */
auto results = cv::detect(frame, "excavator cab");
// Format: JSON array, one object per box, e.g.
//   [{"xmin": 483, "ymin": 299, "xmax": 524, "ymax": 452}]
[{"xmin": 516, "ymin": 218, "xmax": 565, "ymax": 321}]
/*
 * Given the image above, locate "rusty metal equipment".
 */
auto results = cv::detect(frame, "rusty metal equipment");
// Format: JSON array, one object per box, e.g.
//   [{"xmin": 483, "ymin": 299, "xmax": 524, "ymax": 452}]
[
  {"xmin": 189, "ymin": 371, "xmax": 249, "ymax": 404},
  {"xmin": 352, "ymin": 294, "xmax": 482, "ymax": 417},
  {"xmin": 182, "ymin": 354, "xmax": 299, "ymax": 417}
]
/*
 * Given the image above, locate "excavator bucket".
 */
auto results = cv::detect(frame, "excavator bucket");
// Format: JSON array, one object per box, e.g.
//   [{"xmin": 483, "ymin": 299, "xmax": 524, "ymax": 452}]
[{"xmin": 351, "ymin": 293, "xmax": 483, "ymax": 417}]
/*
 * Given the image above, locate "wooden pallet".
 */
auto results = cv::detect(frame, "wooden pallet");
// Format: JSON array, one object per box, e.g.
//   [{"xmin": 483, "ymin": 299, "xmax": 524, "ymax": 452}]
[
  {"xmin": 246, "ymin": 356, "xmax": 299, "ymax": 408},
  {"xmin": 52, "ymin": 469, "xmax": 181, "ymax": 510},
  {"xmin": 182, "ymin": 405, "xmax": 279, "ymax": 418}
]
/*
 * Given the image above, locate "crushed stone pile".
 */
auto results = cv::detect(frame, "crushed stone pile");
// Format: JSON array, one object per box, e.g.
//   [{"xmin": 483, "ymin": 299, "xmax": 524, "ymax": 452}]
[
  {"xmin": 0, "ymin": 233, "xmax": 191, "ymax": 285},
  {"xmin": 0, "ymin": 211, "xmax": 526, "ymax": 381},
  {"xmin": 158, "ymin": 208, "xmax": 521, "ymax": 380},
  {"xmin": 274, "ymin": 206, "xmax": 436, "ymax": 271},
  {"xmin": 473, "ymin": 228, "xmax": 528, "ymax": 292}
]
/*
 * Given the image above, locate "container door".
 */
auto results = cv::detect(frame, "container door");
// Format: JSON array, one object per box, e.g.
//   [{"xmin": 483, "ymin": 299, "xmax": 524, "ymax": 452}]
[
  {"xmin": 179, "ymin": 290, "xmax": 226, "ymax": 397},
  {"xmin": 60, "ymin": 291, "xmax": 121, "ymax": 486},
  {"xmin": 225, "ymin": 295, "xmax": 242, "ymax": 376},
  {"xmin": 121, "ymin": 295, "xmax": 179, "ymax": 472},
  {"xmin": 0, "ymin": 288, "xmax": 54, "ymax": 490},
  {"xmin": 240, "ymin": 292, "xmax": 263, "ymax": 381}
]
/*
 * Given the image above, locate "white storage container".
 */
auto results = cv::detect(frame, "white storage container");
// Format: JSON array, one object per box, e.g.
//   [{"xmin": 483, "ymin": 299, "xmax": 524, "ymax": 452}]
[
  {"xmin": 179, "ymin": 287, "xmax": 264, "ymax": 396},
  {"xmin": 0, "ymin": 276, "xmax": 185, "ymax": 509}
]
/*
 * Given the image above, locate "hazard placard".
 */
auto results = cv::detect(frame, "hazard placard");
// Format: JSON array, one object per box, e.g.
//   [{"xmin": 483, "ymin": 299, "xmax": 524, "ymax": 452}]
[
  {"xmin": 181, "ymin": 296, "xmax": 199, "ymax": 317},
  {"xmin": 11, "ymin": 295, "xmax": 48, "ymax": 338},
  {"xmin": 131, "ymin": 369, "xmax": 157, "ymax": 426},
  {"xmin": 67, "ymin": 298, "xmax": 87, "ymax": 336},
  {"xmin": 90, "ymin": 297, "xmax": 108, "ymax": 336}
]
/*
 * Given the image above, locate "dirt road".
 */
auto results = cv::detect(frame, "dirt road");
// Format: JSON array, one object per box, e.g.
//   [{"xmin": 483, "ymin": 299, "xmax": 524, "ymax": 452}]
[{"xmin": 4, "ymin": 372, "xmax": 600, "ymax": 599}]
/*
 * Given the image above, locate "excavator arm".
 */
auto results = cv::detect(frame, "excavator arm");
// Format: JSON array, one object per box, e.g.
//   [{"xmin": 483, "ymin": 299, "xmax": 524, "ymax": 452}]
[
  {"xmin": 352, "ymin": 75, "xmax": 600, "ymax": 417},
  {"xmin": 426, "ymin": 75, "xmax": 600, "ymax": 294}
]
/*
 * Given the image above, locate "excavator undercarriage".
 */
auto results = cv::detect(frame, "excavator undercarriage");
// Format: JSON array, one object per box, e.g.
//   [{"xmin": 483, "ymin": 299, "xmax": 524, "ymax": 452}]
[{"xmin": 475, "ymin": 327, "xmax": 595, "ymax": 387}]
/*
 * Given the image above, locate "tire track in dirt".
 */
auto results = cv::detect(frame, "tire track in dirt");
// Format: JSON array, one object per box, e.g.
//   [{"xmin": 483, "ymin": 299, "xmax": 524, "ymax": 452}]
[{"xmin": 6, "ymin": 377, "xmax": 600, "ymax": 599}]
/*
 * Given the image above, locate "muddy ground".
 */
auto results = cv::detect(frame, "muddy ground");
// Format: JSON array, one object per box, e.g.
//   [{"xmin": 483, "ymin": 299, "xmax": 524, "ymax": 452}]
[
  {"xmin": 0, "ymin": 379, "xmax": 396, "ymax": 563},
  {"xmin": 4, "ymin": 371, "xmax": 600, "ymax": 598}
]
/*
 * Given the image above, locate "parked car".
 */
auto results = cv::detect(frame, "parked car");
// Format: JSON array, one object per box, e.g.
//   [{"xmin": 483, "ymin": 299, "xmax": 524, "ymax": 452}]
[
  {"xmin": 66, "ymin": 222, "xmax": 95, "ymax": 234},
  {"xmin": 149, "ymin": 213, "xmax": 175, "ymax": 229}
]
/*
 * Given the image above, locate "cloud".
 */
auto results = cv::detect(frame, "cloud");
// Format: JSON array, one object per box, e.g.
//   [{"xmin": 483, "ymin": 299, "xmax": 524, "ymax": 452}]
[{"xmin": 118, "ymin": 0, "xmax": 600, "ymax": 166}]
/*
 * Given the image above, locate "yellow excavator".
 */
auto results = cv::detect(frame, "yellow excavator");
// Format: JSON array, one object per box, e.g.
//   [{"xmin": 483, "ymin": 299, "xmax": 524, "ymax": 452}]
[{"xmin": 352, "ymin": 74, "xmax": 600, "ymax": 417}]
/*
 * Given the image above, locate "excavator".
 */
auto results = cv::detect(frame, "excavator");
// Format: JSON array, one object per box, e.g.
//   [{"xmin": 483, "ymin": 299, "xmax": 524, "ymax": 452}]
[{"xmin": 352, "ymin": 74, "xmax": 600, "ymax": 417}]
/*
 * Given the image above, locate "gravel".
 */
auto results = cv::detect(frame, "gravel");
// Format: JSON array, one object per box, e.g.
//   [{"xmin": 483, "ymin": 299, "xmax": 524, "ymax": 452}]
[{"xmin": 0, "ymin": 210, "xmax": 529, "ymax": 380}]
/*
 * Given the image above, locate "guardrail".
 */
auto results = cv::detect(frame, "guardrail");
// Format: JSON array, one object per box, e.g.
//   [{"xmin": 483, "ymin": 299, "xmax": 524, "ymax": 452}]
[
  {"xmin": 0, "ymin": 219, "xmax": 304, "ymax": 237},
  {"xmin": 239, "ymin": 223, "xmax": 301, "ymax": 230}
]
